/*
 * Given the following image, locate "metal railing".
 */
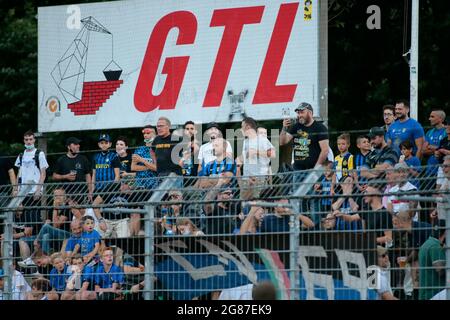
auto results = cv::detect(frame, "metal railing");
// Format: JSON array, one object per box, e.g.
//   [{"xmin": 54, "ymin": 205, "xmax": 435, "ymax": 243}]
[{"xmin": 0, "ymin": 165, "xmax": 449, "ymax": 300}]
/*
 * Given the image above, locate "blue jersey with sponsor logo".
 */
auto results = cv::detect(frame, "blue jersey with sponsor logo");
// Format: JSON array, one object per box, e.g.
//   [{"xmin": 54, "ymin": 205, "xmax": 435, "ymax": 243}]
[
  {"xmin": 387, "ymin": 119, "xmax": 424, "ymax": 156},
  {"xmin": 92, "ymin": 151, "xmax": 120, "ymax": 190}
]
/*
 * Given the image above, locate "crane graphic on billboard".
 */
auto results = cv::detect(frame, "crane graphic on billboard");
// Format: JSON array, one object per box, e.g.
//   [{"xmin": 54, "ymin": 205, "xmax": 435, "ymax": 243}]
[{"xmin": 51, "ymin": 16, "xmax": 123, "ymax": 116}]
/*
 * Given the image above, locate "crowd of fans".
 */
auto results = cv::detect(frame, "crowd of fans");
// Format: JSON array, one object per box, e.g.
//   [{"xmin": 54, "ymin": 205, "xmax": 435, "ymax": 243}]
[{"xmin": 0, "ymin": 100, "xmax": 449, "ymax": 300}]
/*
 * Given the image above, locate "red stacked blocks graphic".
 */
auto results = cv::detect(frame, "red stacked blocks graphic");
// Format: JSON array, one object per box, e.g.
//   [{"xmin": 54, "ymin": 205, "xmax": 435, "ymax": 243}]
[{"xmin": 68, "ymin": 80, "xmax": 123, "ymax": 115}]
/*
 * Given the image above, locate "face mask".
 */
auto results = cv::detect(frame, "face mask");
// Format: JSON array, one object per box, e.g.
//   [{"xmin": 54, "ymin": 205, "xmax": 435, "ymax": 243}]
[
  {"xmin": 144, "ymin": 138, "xmax": 154, "ymax": 144},
  {"xmin": 25, "ymin": 144, "xmax": 35, "ymax": 150},
  {"xmin": 182, "ymin": 229, "xmax": 191, "ymax": 235}
]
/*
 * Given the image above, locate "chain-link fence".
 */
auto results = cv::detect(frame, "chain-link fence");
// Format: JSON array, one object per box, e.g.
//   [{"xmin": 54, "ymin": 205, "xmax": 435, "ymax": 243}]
[{"xmin": 0, "ymin": 164, "xmax": 449, "ymax": 300}]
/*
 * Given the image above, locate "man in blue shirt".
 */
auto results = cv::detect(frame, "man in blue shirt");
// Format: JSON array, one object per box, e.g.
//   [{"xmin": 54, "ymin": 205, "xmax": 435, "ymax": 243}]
[
  {"xmin": 387, "ymin": 100, "xmax": 425, "ymax": 159},
  {"xmin": 422, "ymin": 109, "xmax": 446, "ymax": 177}
]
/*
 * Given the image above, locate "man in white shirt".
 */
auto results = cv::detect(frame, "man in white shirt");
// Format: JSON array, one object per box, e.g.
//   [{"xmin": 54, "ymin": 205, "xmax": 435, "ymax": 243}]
[
  {"xmin": 197, "ymin": 122, "xmax": 233, "ymax": 173},
  {"xmin": 372, "ymin": 246, "xmax": 398, "ymax": 300},
  {"xmin": 237, "ymin": 117, "xmax": 275, "ymax": 200},
  {"xmin": 387, "ymin": 162, "xmax": 419, "ymax": 220},
  {"xmin": 14, "ymin": 130, "xmax": 49, "ymax": 204}
]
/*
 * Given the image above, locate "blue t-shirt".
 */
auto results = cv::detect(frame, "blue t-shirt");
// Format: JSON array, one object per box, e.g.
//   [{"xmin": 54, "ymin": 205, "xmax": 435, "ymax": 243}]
[
  {"xmin": 261, "ymin": 215, "xmax": 289, "ymax": 233},
  {"xmin": 92, "ymin": 151, "xmax": 120, "ymax": 190},
  {"xmin": 50, "ymin": 265, "xmax": 69, "ymax": 292},
  {"xmin": 133, "ymin": 146, "xmax": 158, "ymax": 189},
  {"xmin": 405, "ymin": 156, "xmax": 421, "ymax": 188},
  {"xmin": 387, "ymin": 119, "xmax": 424, "ymax": 156},
  {"xmin": 94, "ymin": 264, "xmax": 124, "ymax": 289},
  {"xmin": 65, "ymin": 235, "xmax": 81, "ymax": 252},
  {"xmin": 80, "ymin": 265, "xmax": 95, "ymax": 290},
  {"xmin": 80, "ymin": 230, "xmax": 101, "ymax": 257},
  {"xmin": 425, "ymin": 127, "xmax": 447, "ymax": 175}
]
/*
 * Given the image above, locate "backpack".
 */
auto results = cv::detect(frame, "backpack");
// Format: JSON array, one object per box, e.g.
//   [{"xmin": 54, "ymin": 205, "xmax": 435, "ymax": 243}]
[
  {"xmin": 18, "ymin": 149, "xmax": 42, "ymax": 170},
  {"xmin": 17, "ymin": 149, "xmax": 50, "ymax": 183}
]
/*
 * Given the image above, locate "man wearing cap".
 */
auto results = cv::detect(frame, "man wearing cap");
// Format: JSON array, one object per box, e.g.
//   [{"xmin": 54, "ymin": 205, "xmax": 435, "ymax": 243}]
[
  {"xmin": 386, "ymin": 100, "xmax": 425, "ymax": 159},
  {"xmin": 197, "ymin": 122, "xmax": 233, "ymax": 174},
  {"xmin": 91, "ymin": 133, "xmax": 121, "ymax": 224},
  {"xmin": 280, "ymin": 102, "xmax": 329, "ymax": 173},
  {"xmin": 53, "ymin": 137, "xmax": 93, "ymax": 203},
  {"xmin": 360, "ymin": 126, "xmax": 398, "ymax": 180}
]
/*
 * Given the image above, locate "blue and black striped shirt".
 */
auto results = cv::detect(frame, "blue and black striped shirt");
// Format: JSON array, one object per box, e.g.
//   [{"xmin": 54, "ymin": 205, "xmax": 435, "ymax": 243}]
[
  {"xmin": 92, "ymin": 151, "xmax": 120, "ymax": 190},
  {"xmin": 200, "ymin": 157, "xmax": 236, "ymax": 177}
]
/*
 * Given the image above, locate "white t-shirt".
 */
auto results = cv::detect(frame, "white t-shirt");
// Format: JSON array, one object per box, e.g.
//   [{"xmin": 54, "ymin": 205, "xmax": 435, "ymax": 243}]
[
  {"xmin": 242, "ymin": 135, "xmax": 274, "ymax": 176},
  {"xmin": 436, "ymin": 177, "xmax": 449, "ymax": 220},
  {"xmin": 436, "ymin": 166, "xmax": 445, "ymax": 186},
  {"xmin": 377, "ymin": 268, "xmax": 393, "ymax": 300},
  {"xmin": 0, "ymin": 270, "xmax": 32, "ymax": 300},
  {"xmin": 218, "ymin": 284, "xmax": 253, "ymax": 300},
  {"xmin": 387, "ymin": 181, "xmax": 419, "ymax": 221},
  {"xmin": 198, "ymin": 141, "xmax": 233, "ymax": 165},
  {"xmin": 15, "ymin": 149, "xmax": 49, "ymax": 194}
]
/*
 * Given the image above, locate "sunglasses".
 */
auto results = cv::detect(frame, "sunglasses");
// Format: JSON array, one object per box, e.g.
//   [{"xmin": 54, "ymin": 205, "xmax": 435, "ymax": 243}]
[
  {"xmin": 379, "ymin": 254, "xmax": 387, "ymax": 258},
  {"xmin": 142, "ymin": 129, "xmax": 153, "ymax": 134}
]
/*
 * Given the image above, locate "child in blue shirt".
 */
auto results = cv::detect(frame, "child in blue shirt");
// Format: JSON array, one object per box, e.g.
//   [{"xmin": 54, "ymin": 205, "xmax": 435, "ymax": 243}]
[
  {"xmin": 399, "ymin": 140, "xmax": 421, "ymax": 188},
  {"xmin": 77, "ymin": 216, "xmax": 101, "ymax": 265},
  {"xmin": 94, "ymin": 247, "xmax": 125, "ymax": 300},
  {"xmin": 49, "ymin": 253, "xmax": 69, "ymax": 294}
]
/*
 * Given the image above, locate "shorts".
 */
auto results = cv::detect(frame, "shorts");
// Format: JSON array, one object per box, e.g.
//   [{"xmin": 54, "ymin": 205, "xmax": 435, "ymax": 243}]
[{"xmin": 100, "ymin": 218, "xmax": 130, "ymax": 238}]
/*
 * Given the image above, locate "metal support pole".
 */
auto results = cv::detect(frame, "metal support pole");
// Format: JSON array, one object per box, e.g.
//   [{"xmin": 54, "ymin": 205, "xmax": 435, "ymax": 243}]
[
  {"xmin": 2, "ymin": 184, "xmax": 31, "ymax": 300},
  {"xmin": 289, "ymin": 166, "xmax": 324, "ymax": 300},
  {"xmin": 445, "ymin": 195, "xmax": 450, "ymax": 301},
  {"xmin": 143, "ymin": 173, "xmax": 177, "ymax": 300},
  {"xmin": 410, "ymin": 0, "xmax": 419, "ymax": 120},
  {"xmin": 144, "ymin": 204, "xmax": 155, "ymax": 301}
]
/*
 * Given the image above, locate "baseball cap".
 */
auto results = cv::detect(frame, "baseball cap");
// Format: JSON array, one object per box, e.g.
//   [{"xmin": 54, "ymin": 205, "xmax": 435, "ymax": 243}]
[
  {"xmin": 65, "ymin": 137, "xmax": 81, "ymax": 146},
  {"xmin": 206, "ymin": 122, "xmax": 220, "ymax": 131},
  {"xmin": 98, "ymin": 133, "xmax": 111, "ymax": 142},
  {"xmin": 294, "ymin": 102, "xmax": 313, "ymax": 112},
  {"xmin": 376, "ymin": 246, "xmax": 388, "ymax": 256},
  {"xmin": 367, "ymin": 127, "xmax": 385, "ymax": 138}
]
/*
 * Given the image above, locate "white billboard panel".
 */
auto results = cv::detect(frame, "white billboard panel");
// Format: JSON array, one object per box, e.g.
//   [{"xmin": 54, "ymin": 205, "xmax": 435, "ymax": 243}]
[{"xmin": 38, "ymin": 0, "xmax": 319, "ymax": 132}]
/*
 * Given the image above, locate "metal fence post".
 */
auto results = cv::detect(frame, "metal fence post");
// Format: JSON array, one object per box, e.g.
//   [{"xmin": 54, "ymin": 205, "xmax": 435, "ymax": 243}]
[
  {"xmin": 445, "ymin": 195, "xmax": 450, "ymax": 301},
  {"xmin": 1, "ymin": 183, "xmax": 32, "ymax": 300},
  {"xmin": 144, "ymin": 204, "xmax": 155, "ymax": 301},
  {"xmin": 290, "ymin": 166, "xmax": 324, "ymax": 300},
  {"xmin": 289, "ymin": 204, "xmax": 300, "ymax": 300}
]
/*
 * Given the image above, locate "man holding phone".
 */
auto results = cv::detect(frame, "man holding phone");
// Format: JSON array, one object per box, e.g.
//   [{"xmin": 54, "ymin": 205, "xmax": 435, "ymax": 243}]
[{"xmin": 280, "ymin": 102, "xmax": 330, "ymax": 176}]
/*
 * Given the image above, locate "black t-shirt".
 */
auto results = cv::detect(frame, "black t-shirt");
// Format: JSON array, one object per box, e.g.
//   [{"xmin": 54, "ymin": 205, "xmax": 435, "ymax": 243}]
[
  {"xmin": 14, "ymin": 210, "xmax": 42, "ymax": 236},
  {"xmin": 289, "ymin": 121, "xmax": 329, "ymax": 170},
  {"xmin": 0, "ymin": 154, "xmax": 14, "ymax": 186},
  {"xmin": 118, "ymin": 153, "xmax": 133, "ymax": 173},
  {"xmin": 358, "ymin": 208, "xmax": 393, "ymax": 238},
  {"xmin": 54, "ymin": 154, "xmax": 91, "ymax": 182},
  {"xmin": 152, "ymin": 134, "xmax": 184, "ymax": 176},
  {"xmin": 438, "ymin": 137, "xmax": 450, "ymax": 163},
  {"xmin": 204, "ymin": 204, "xmax": 238, "ymax": 235}
]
